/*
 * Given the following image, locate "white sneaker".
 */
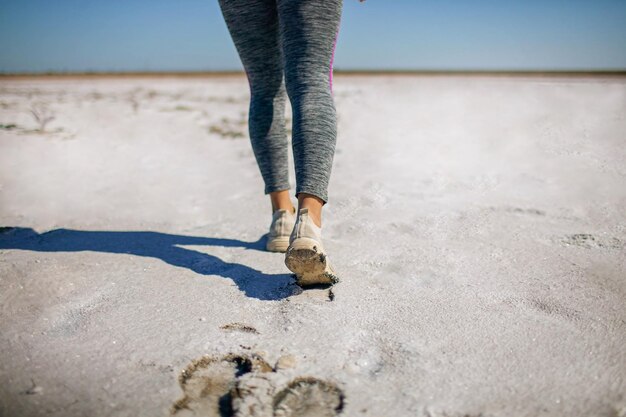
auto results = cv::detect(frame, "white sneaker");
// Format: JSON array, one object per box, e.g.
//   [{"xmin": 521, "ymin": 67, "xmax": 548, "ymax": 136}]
[
  {"xmin": 266, "ymin": 207, "xmax": 296, "ymax": 252},
  {"xmin": 285, "ymin": 207, "xmax": 339, "ymax": 286}
]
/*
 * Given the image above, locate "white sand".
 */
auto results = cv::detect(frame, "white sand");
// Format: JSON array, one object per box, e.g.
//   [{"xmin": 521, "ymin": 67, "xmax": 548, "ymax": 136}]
[{"xmin": 0, "ymin": 74, "xmax": 625, "ymax": 416}]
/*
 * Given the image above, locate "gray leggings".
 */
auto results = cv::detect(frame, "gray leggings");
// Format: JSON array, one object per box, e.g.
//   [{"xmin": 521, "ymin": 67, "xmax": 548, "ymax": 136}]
[{"xmin": 217, "ymin": 0, "xmax": 343, "ymax": 205}]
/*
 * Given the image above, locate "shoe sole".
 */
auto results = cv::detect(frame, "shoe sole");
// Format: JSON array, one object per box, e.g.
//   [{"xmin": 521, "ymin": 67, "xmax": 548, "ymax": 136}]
[
  {"xmin": 285, "ymin": 237, "xmax": 339, "ymax": 286},
  {"xmin": 266, "ymin": 236, "xmax": 290, "ymax": 253}
]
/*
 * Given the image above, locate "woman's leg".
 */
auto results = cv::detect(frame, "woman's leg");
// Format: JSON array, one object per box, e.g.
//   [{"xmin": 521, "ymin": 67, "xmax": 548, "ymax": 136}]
[
  {"xmin": 217, "ymin": 0, "xmax": 293, "ymax": 211},
  {"xmin": 276, "ymin": 0, "xmax": 343, "ymax": 227},
  {"xmin": 278, "ymin": 0, "xmax": 342, "ymax": 285}
]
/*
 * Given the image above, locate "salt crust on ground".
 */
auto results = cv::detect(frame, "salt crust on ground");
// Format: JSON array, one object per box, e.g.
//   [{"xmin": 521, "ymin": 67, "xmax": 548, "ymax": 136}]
[{"xmin": 0, "ymin": 75, "xmax": 625, "ymax": 416}]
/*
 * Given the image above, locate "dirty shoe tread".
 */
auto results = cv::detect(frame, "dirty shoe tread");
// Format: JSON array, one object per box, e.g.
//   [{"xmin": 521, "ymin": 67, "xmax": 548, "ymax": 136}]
[{"xmin": 285, "ymin": 208, "xmax": 339, "ymax": 286}]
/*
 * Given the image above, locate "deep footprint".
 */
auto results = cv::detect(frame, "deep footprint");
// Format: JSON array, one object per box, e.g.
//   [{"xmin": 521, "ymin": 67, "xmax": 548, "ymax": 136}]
[
  {"xmin": 171, "ymin": 354, "xmax": 272, "ymax": 417},
  {"xmin": 273, "ymin": 377, "xmax": 344, "ymax": 417}
]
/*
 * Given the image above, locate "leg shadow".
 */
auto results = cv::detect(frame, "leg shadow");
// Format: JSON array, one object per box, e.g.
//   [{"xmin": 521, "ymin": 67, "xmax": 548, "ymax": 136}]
[{"xmin": 0, "ymin": 227, "xmax": 301, "ymax": 301}]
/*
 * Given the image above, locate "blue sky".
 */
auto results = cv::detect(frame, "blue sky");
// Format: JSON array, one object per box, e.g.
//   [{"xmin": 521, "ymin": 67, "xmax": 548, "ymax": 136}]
[{"xmin": 1, "ymin": 0, "xmax": 625, "ymax": 73}]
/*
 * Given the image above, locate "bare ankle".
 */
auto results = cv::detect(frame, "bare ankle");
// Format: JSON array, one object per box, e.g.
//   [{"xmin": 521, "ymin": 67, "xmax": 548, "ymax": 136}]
[
  {"xmin": 269, "ymin": 190, "xmax": 295, "ymax": 214},
  {"xmin": 297, "ymin": 192, "xmax": 323, "ymax": 228}
]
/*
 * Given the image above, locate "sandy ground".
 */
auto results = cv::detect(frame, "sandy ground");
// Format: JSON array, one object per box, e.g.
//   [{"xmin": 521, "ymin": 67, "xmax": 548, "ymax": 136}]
[{"xmin": 0, "ymin": 74, "xmax": 625, "ymax": 417}]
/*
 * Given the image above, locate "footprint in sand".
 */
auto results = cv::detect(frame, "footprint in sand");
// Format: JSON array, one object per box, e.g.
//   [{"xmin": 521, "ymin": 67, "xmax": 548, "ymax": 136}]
[
  {"xmin": 171, "ymin": 353, "xmax": 272, "ymax": 417},
  {"xmin": 171, "ymin": 354, "xmax": 344, "ymax": 417},
  {"xmin": 273, "ymin": 377, "xmax": 345, "ymax": 417}
]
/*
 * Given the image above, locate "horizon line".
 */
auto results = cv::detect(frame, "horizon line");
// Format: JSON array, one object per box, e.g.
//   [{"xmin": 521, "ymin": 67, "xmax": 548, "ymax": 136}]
[{"xmin": 2, "ymin": 69, "xmax": 626, "ymax": 79}]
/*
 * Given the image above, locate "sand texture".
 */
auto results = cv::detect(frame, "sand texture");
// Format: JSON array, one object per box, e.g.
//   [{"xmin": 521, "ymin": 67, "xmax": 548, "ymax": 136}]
[{"xmin": 0, "ymin": 74, "xmax": 625, "ymax": 416}]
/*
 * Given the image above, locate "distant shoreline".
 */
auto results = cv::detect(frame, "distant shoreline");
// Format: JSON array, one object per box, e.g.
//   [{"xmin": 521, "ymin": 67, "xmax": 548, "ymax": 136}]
[{"xmin": 1, "ymin": 70, "xmax": 625, "ymax": 80}]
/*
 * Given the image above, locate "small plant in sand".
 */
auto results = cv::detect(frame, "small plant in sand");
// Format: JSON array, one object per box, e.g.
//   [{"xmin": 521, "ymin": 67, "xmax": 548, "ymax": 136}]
[
  {"xmin": 208, "ymin": 112, "xmax": 248, "ymax": 139},
  {"xmin": 205, "ymin": 95, "xmax": 245, "ymax": 104},
  {"xmin": 128, "ymin": 95, "xmax": 140, "ymax": 113},
  {"xmin": 0, "ymin": 123, "xmax": 18, "ymax": 130},
  {"xmin": 88, "ymin": 91, "xmax": 104, "ymax": 100},
  {"xmin": 29, "ymin": 103, "xmax": 55, "ymax": 132},
  {"xmin": 125, "ymin": 88, "xmax": 144, "ymax": 113}
]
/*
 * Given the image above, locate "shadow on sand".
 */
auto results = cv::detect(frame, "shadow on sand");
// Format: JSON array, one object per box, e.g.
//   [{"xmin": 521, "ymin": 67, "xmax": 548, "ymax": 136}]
[{"xmin": 0, "ymin": 227, "xmax": 301, "ymax": 301}]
